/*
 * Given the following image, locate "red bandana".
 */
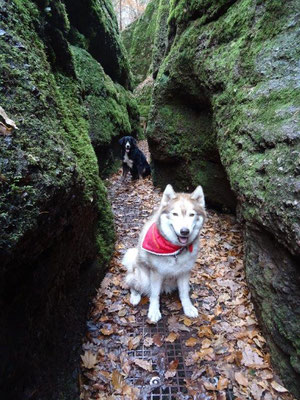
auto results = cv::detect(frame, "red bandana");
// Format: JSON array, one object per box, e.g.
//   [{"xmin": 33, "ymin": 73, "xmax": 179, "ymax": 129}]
[{"xmin": 142, "ymin": 223, "xmax": 193, "ymax": 256}]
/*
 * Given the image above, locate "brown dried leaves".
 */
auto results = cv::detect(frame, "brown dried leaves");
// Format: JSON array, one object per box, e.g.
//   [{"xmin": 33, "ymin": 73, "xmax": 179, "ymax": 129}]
[{"xmin": 80, "ymin": 163, "xmax": 294, "ymax": 400}]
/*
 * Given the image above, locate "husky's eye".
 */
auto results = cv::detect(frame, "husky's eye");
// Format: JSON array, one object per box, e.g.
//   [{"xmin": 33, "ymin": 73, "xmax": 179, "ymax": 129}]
[
  {"xmin": 189, "ymin": 213, "xmax": 195, "ymax": 217},
  {"xmin": 172, "ymin": 212, "xmax": 178, "ymax": 216}
]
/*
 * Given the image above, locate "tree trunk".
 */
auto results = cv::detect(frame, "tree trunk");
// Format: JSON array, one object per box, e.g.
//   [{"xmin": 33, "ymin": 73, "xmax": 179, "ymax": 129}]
[{"xmin": 119, "ymin": 0, "xmax": 122, "ymax": 31}]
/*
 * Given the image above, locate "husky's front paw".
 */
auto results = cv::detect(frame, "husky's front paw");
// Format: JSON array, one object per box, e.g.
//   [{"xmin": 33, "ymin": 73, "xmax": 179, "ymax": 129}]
[
  {"xmin": 130, "ymin": 290, "xmax": 141, "ymax": 306},
  {"xmin": 147, "ymin": 306, "xmax": 162, "ymax": 323},
  {"xmin": 183, "ymin": 304, "xmax": 198, "ymax": 318}
]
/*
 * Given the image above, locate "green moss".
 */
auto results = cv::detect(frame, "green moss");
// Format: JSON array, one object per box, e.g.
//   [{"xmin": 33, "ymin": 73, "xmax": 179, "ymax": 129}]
[
  {"xmin": 134, "ymin": 78, "xmax": 154, "ymax": 121},
  {"xmin": 70, "ymin": 45, "xmax": 141, "ymax": 176},
  {"xmin": 52, "ymin": 65, "xmax": 116, "ymax": 261},
  {"xmin": 121, "ymin": 0, "xmax": 159, "ymax": 87},
  {"xmin": 168, "ymin": 0, "xmax": 235, "ymax": 31},
  {"xmin": 64, "ymin": 0, "xmax": 132, "ymax": 88},
  {"xmin": 152, "ymin": 0, "xmax": 170, "ymax": 74},
  {"xmin": 0, "ymin": 0, "xmax": 117, "ymax": 258},
  {"xmin": 142, "ymin": 0, "xmax": 299, "ymax": 394}
]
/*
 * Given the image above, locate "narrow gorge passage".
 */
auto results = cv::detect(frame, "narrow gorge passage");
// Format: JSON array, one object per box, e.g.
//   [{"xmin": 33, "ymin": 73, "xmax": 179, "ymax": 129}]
[{"xmin": 80, "ymin": 142, "xmax": 295, "ymax": 400}]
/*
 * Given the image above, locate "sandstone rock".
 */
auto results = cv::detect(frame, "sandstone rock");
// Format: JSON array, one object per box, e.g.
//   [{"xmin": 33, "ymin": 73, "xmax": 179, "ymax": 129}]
[
  {"xmin": 122, "ymin": 0, "xmax": 158, "ymax": 87},
  {"xmin": 0, "ymin": 0, "xmax": 137, "ymax": 398},
  {"xmin": 127, "ymin": 0, "xmax": 300, "ymax": 395}
]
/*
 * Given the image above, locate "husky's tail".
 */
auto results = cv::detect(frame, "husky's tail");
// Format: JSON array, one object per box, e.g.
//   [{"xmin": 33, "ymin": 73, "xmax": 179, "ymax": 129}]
[
  {"xmin": 122, "ymin": 248, "xmax": 150, "ymax": 295},
  {"xmin": 122, "ymin": 248, "xmax": 138, "ymax": 273}
]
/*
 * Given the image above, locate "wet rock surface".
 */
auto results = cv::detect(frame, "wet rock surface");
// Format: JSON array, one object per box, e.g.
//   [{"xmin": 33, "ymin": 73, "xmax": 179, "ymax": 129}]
[
  {"xmin": 0, "ymin": 0, "xmax": 136, "ymax": 398},
  {"xmin": 123, "ymin": 1, "xmax": 300, "ymax": 395}
]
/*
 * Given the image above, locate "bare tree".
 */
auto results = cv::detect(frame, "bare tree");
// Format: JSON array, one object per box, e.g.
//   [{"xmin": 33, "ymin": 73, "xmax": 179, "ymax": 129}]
[{"xmin": 112, "ymin": 0, "xmax": 150, "ymax": 31}]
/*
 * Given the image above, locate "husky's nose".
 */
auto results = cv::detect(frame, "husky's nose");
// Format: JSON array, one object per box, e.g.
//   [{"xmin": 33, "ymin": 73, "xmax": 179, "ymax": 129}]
[{"xmin": 180, "ymin": 228, "xmax": 190, "ymax": 236}]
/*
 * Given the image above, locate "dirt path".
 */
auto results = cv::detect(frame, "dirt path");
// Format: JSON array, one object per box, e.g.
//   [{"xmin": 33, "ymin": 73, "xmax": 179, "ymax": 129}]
[{"xmin": 80, "ymin": 142, "xmax": 294, "ymax": 400}]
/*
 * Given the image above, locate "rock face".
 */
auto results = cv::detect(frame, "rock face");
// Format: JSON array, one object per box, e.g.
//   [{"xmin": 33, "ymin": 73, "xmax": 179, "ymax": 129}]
[
  {"xmin": 122, "ymin": 0, "xmax": 158, "ymax": 87},
  {"xmin": 122, "ymin": 0, "xmax": 163, "ymax": 127},
  {"xmin": 0, "ymin": 1, "xmax": 139, "ymax": 398},
  {"xmin": 125, "ymin": 0, "xmax": 300, "ymax": 396}
]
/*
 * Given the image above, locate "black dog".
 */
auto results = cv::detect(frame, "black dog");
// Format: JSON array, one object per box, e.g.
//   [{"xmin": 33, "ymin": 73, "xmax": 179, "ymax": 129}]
[{"xmin": 119, "ymin": 136, "xmax": 151, "ymax": 180}]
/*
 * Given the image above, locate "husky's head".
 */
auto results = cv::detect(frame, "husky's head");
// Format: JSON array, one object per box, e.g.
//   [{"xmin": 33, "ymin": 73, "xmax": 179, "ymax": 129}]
[{"xmin": 158, "ymin": 184, "xmax": 206, "ymax": 246}]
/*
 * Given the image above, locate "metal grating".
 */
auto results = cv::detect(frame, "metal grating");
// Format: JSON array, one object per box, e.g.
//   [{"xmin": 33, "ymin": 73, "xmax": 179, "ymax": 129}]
[{"xmin": 126, "ymin": 308, "xmax": 193, "ymax": 399}]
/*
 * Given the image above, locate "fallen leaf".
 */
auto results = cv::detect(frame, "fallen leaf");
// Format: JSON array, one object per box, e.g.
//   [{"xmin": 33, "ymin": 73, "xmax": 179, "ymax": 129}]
[
  {"xmin": 241, "ymin": 344, "xmax": 264, "ymax": 367},
  {"xmin": 197, "ymin": 325, "xmax": 213, "ymax": 338},
  {"xmin": 122, "ymin": 361, "xmax": 131, "ymax": 375},
  {"xmin": 250, "ymin": 381, "xmax": 264, "ymax": 400},
  {"xmin": 0, "ymin": 106, "xmax": 18, "ymax": 129},
  {"xmin": 118, "ymin": 309, "xmax": 127, "ymax": 317},
  {"xmin": 121, "ymin": 384, "xmax": 140, "ymax": 398},
  {"xmin": 259, "ymin": 369, "xmax": 273, "ymax": 380},
  {"xmin": 167, "ymin": 300, "xmax": 182, "ymax": 311},
  {"xmin": 201, "ymin": 338, "xmax": 212, "ymax": 349},
  {"xmin": 165, "ymin": 332, "xmax": 179, "ymax": 343},
  {"xmin": 235, "ymin": 371, "xmax": 248, "ymax": 387},
  {"xmin": 0, "ymin": 122, "xmax": 12, "ymax": 136},
  {"xmin": 185, "ymin": 337, "xmax": 198, "ymax": 347},
  {"xmin": 271, "ymin": 381, "xmax": 288, "ymax": 392},
  {"xmin": 134, "ymin": 359, "xmax": 152, "ymax": 372},
  {"xmin": 100, "ymin": 328, "xmax": 114, "ymax": 336},
  {"xmin": 128, "ymin": 335, "xmax": 141, "ymax": 350},
  {"xmin": 98, "ymin": 370, "xmax": 111, "ymax": 381},
  {"xmin": 140, "ymin": 296, "xmax": 149, "ymax": 305},
  {"xmin": 165, "ymin": 360, "xmax": 179, "ymax": 379},
  {"xmin": 152, "ymin": 333, "xmax": 163, "ymax": 347},
  {"xmin": 246, "ymin": 316, "xmax": 257, "ymax": 326},
  {"xmin": 81, "ymin": 351, "xmax": 98, "ymax": 369},
  {"xmin": 168, "ymin": 316, "xmax": 190, "ymax": 332},
  {"xmin": 196, "ymin": 348, "xmax": 214, "ymax": 359},
  {"xmin": 183, "ymin": 317, "xmax": 193, "ymax": 326},
  {"xmin": 111, "ymin": 369, "xmax": 125, "ymax": 391},
  {"xmin": 217, "ymin": 377, "xmax": 229, "ymax": 390}
]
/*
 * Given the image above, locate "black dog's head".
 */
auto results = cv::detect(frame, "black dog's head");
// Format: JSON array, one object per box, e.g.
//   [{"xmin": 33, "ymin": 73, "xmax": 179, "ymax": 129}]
[{"xmin": 119, "ymin": 136, "xmax": 137, "ymax": 153}]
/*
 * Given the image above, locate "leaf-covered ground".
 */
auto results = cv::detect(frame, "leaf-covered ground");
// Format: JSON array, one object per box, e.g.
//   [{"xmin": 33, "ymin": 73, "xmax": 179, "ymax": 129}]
[{"xmin": 80, "ymin": 142, "xmax": 295, "ymax": 400}]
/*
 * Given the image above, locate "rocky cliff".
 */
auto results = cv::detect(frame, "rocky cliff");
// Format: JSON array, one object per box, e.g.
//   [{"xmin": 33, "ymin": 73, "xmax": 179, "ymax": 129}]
[
  {"xmin": 124, "ymin": 0, "xmax": 300, "ymax": 396},
  {"xmin": 0, "ymin": 0, "xmax": 139, "ymax": 398},
  {"xmin": 121, "ymin": 0, "xmax": 161, "ymax": 126}
]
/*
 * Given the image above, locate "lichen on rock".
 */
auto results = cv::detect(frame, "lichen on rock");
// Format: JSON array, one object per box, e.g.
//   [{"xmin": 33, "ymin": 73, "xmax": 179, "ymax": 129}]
[
  {"xmin": 125, "ymin": 0, "xmax": 300, "ymax": 396},
  {"xmin": 0, "ymin": 0, "xmax": 138, "ymax": 398}
]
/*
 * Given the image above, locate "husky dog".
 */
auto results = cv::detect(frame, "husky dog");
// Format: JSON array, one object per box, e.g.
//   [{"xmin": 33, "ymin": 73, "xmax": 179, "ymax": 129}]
[{"xmin": 122, "ymin": 184, "xmax": 206, "ymax": 323}]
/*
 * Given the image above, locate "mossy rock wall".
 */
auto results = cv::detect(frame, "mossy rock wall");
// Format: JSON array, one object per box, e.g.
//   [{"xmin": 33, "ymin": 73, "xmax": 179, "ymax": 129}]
[
  {"xmin": 121, "ymin": 0, "xmax": 159, "ymax": 87},
  {"xmin": 152, "ymin": 0, "xmax": 170, "ymax": 77},
  {"xmin": 121, "ymin": 0, "xmax": 168, "ymax": 130},
  {"xmin": 0, "ymin": 0, "xmax": 138, "ymax": 398},
  {"xmin": 70, "ymin": 45, "xmax": 140, "ymax": 176},
  {"xmin": 146, "ymin": 0, "xmax": 300, "ymax": 396}
]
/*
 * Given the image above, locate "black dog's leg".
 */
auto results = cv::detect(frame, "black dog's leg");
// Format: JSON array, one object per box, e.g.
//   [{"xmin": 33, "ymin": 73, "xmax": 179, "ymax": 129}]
[
  {"xmin": 122, "ymin": 163, "xmax": 130, "ymax": 181},
  {"xmin": 130, "ymin": 165, "xmax": 139, "ymax": 180},
  {"xmin": 142, "ymin": 163, "xmax": 151, "ymax": 178}
]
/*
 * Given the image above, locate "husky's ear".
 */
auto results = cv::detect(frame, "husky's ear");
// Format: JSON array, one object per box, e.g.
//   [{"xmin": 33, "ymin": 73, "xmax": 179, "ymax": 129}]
[
  {"xmin": 191, "ymin": 185, "xmax": 205, "ymax": 207},
  {"xmin": 161, "ymin": 184, "xmax": 176, "ymax": 206}
]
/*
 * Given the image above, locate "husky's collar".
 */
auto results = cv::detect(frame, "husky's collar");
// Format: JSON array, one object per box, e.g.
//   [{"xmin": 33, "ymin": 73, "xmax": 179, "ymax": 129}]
[{"xmin": 142, "ymin": 223, "xmax": 193, "ymax": 256}]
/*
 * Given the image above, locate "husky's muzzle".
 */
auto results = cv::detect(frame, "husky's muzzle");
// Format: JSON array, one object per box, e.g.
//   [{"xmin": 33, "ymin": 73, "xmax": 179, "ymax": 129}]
[
  {"xmin": 171, "ymin": 224, "xmax": 190, "ymax": 245},
  {"xmin": 178, "ymin": 228, "xmax": 189, "ymax": 244}
]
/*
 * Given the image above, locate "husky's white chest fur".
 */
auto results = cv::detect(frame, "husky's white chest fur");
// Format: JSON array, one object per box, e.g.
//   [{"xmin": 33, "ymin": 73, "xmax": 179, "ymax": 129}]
[{"xmin": 122, "ymin": 184, "xmax": 206, "ymax": 323}]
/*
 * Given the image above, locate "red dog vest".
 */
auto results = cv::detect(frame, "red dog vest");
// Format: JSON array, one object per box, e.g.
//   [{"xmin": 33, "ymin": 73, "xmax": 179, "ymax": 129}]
[{"xmin": 142, "ymin": 223, "xmax": 193, "ymax": 256}]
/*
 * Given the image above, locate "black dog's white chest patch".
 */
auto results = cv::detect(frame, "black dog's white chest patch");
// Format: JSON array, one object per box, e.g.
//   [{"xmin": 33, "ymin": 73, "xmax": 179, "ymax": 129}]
[{"xmin": 123, "ymin": 152, "xmax": 133, "ymax": 169}]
